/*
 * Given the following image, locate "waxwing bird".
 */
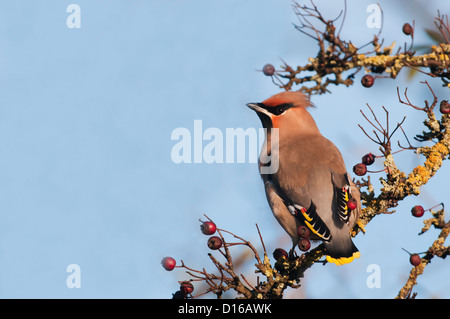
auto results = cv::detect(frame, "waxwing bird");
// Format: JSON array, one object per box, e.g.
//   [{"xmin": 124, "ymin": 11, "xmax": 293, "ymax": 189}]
[{"xmin": 247, "ymin": 91, "xmax": 361, "ymax": 266}]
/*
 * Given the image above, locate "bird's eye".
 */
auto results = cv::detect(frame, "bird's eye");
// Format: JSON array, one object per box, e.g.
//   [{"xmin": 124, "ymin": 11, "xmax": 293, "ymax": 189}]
[{"xmin": 276, "ymin": 106, "xmax": 285, "ymax": 115}]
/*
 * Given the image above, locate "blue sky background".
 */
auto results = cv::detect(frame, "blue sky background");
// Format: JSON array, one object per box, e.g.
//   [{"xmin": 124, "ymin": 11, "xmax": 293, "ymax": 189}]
[{"xmin": 0, "ymin": 0, "xmax": 449, "ymax": 298}]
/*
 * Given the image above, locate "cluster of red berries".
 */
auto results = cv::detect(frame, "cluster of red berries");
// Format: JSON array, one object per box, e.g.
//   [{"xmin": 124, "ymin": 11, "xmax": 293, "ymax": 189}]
[
  {"xmin": 161, "ymin": 221, "xmax": 220, "ymax": 271},
  {"xmin": 272, "ymin": 225, "xmax": 312, "ymax": 262},
  {"xmin": 353, "ymin": 153, "xmax": 375, "ymax": 176},
  {"xmin": 201, "ymin": 221, "xmax": 223, "ymax": 250},
  {"xmin": 161, "ymin": 220, "xmax": 220, "ymax": 298},
  {"xmin": 297, "ymin": 225, "xmax": 311, "ymax": 251}
]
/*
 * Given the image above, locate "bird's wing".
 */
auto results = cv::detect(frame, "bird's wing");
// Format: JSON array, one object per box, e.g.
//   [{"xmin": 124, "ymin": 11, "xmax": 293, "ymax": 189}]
[
  {"xmin": 269, "ymin": 168, "xmax": 332, "ymax": 242},
  {"xmin": 348, "ymin": 179, "xmax": 362, "ymax": 229},
  {"xmin": 331, "ymin": 171, "xmax": 355, "ymax": 224},
  {"xmin": 270, "ymin": 135, "xmax": 356, "ymax": 240},
  {"xmin": 287, "ymin": 201, "xmax": 332, "ymax": 241}
]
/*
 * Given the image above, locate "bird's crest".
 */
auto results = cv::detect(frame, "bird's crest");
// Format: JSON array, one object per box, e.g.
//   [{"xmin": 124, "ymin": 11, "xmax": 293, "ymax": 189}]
[{"xmin": 262, "ymin": 91, "xmax": 313, "ymax": 108}]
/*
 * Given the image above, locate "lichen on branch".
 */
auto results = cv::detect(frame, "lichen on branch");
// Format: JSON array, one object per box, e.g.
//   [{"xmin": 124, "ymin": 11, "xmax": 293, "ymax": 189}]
[
  {"xmin": 273, "ymin": 2, "xmax": 450, "ymax": 94},
  {"xmin": 166, "ymin": 1, "xmax": 450, "ymax": 299}
]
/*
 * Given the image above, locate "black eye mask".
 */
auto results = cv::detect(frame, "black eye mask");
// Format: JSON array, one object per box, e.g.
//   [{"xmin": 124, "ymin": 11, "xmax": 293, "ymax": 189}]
[{"xmin": 259, "ymin": 103, "xmax": 294, "ymax": 116}]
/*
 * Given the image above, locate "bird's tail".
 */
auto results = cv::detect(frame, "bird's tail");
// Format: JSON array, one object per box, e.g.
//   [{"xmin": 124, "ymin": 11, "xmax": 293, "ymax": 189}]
[{"xmin": 324, "ymin": 238, "xmax": 360, "ymax": 266}]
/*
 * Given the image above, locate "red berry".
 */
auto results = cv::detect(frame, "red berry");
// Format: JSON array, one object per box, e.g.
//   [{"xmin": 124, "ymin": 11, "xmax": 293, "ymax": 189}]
[
  {"xmin": 207, "ymin": 236, "xmax": 223, "ymax": 250},
  {"xmin": 362, "ymin": 153, "xmax": 375, "ymax": 166},
  {"xmin": 172, "ymin": 291, "xmax": 187, "ymax": 299},
  {"xmin": 440, "ymin": 100, "xmax": 450, "ymax": 114},
  {"xmin": 200, "ymin": 221, "xmax": 217, "ymax": 235},
  {"xmin": 180, "ymin": 281, "xmax": 194, "ymax": 295},
  {"xmin": 353, "ymin": 163, "xmax": 367, "ymax": 176},
  {"xmin": 411, "ymin": 205, "xmax": 425, "ymax": 217},
  {"xmin": 297, "ymin": 225, "xmax": 310, "ymax": 238},
  {"xmin": 161, "ymin": 257, "xmax": 176, "ymax": 271},
  {"xmin": 410, "ymin": 254, "xmax": 421, "ymax": 266},
  {"xmin": 298, "ymin": 238, "xmax": 311, "ymax": 252},
  {"xmin": 262, "ymin": 63, "xmax": 275, "ymax": 76},
  {"xmin": 273, "ymin": 248, "xmax": 288, "ymax": 261},
  {"xmin": 347, "ymin": 198, "xmax": 357, "ymax": 210},
  {"xmin": 361, "ymin": 74, "xmax": 374, "ymax": 88},
  {"xmin": 402, "ymin": 23, "xmax": 413, "ymax": 35}
]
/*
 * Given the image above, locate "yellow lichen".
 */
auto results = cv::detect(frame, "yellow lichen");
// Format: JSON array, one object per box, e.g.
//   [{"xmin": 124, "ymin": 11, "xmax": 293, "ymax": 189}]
[{"xmin": 411, "ymin": 165, "xmax": 430, "ymax": 182}]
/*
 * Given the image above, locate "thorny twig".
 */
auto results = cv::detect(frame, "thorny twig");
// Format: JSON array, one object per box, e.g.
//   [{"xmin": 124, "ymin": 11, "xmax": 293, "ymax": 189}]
[
  {"xmin": 175, "ymin": 215, "xmax": 304, "ymax": 299},
  {"xmin": 396, "ymin": 206, "xmax": 450, "ymax": 299},
  {"xmin": 358, "ymin": 104, "xmax": 406, "ymax": 156},
  {"xmin": 351, "ymin": 81, "xmax": 450, "ymax": 297},
  {"xmin": 169, "ymin": 2, "xmax": 450, "ymax": 300},
  {"xmin": 274, "ymin": 2, "xmax": 450, "ymax": 95}
]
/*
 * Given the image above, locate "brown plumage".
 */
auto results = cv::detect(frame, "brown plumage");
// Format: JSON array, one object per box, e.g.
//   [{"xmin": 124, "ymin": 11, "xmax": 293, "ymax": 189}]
[{"xmin": 247, "ymin": 91, "xmax": 361, "ymax": 265}]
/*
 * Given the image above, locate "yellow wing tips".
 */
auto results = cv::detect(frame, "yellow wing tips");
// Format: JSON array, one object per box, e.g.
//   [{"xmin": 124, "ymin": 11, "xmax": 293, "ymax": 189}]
[
  {"xmin": 296, "ymin": 205, "xmax": 332, "ymax": 241},
  {"xmin": 300, "ymin": 208, "xmax": 312, "ymax": 222},
  {"xmin": 304, "ymin": 220, "xmax": 326, "ymax": 239},
  {"xmin": 300, "ymin": 208, "xmax": 327, "ymax": 240},
  {"xmin": 326, "ymin": 251, "xmax": 361, "ymax": 266},
  {"xmin": 343, "ymin": 187, "xmax": 349, "ymax": 202}
]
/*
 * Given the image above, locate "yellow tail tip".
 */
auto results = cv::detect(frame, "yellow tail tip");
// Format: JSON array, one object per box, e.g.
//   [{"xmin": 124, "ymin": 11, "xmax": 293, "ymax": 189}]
[{"xmin": 326, "ymin": 251, "xmax": 361, "ymax": 266}]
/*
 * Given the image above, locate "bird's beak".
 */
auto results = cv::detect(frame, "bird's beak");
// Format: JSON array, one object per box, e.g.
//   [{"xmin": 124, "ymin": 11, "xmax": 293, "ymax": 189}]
[
  {"xmin": 246, "ymin": 103, "xmax": 272, "ymax": 118},
  {"xmin": 247, "ymin": 102, "xmax": 273, "ymax": 128},
  {"xmin": 246, "ymin": 102, "xmax": 263, "ymax": 112}
]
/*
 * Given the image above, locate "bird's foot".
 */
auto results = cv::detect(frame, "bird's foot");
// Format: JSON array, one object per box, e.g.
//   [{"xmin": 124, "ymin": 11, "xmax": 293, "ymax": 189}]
[{"xmin": 288, "ymin": 245, "xmax": 298, "ymax": 260}]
